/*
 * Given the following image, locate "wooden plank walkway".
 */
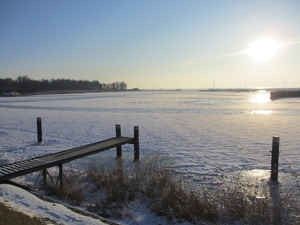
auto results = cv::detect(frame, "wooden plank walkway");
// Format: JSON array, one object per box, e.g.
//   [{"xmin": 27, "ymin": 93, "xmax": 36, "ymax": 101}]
[{"xmin": 0, "ymin": 136, "xmax": 135, "ymax": 183}]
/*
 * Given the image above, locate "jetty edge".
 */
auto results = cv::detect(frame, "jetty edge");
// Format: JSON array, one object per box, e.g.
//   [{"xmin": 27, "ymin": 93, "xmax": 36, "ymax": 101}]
[{"xmin": 270, "ymin": 89, "xmax": 300, "ymax": 100}]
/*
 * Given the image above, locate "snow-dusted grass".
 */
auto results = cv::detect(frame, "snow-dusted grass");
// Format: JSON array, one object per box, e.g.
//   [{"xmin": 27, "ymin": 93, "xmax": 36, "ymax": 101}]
[
  {"xmin": 214, "ymin": 171, "xmax": 300, "ymax": 224},
  {"xmin": 40, "ymin": 155, "xmax": 300, "ymax": 224},
  {"xmin": 84, "ymin": 154, "xmax": 216, "ymax": 223}
]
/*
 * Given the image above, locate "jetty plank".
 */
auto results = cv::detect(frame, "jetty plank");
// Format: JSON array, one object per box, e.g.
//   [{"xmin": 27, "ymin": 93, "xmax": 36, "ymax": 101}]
[{"xmin": 0, "ymin": 136, "xmax": 134, "ymax": 183}]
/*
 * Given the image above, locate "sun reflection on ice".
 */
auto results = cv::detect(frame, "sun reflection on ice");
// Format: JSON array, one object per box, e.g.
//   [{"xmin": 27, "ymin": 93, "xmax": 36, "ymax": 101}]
[
  {"xmin": 250, "ymin": 90, "xmax": 270, "ymax": 103},
  {"xmin": 247, "ymin": 91, "xmax": 272, "ymax": 115},
  {"xmin": 250, "ymin": 110, "xmax": 272, "ymax": 115},
  {"xmin": 243, "ymin": 169, "xmax": 270, "ymax": 180}
]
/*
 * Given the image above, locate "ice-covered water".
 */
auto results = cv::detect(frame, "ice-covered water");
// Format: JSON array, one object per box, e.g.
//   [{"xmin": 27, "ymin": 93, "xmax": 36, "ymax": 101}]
[{"xmin": 0, "ymin": 90, "xmax": 299, "ymax": 182}]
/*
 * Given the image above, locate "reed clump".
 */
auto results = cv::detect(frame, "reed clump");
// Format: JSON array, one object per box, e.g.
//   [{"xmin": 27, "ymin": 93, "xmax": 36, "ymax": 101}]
[
  {"xmin": 86, "ymin": 155, "xmax": 218, "ymax": 223},
  {"xmin": 86, "ymin": 155, "xmax": 300, "ymax": 224},
  {"xmin": 206, "ymin": 170, "xmax": 300, "ymax": 224},
  {"xmin": 42, "ymin": 155, "xmax": 300, "ymax": 224}
]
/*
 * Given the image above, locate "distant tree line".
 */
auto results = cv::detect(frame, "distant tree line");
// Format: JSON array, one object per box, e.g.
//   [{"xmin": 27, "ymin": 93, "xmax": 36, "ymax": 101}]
[{"xmin": 0, "ymin": 76, "xmax": 127, "ymax": 93}]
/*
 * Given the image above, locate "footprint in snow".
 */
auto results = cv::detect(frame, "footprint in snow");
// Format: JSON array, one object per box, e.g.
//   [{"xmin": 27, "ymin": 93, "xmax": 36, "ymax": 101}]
[
  {"xmin": 13, "ymin": 194, "xmax": 23, "ymax": 199},
  {"xmin": 20, "ymin": 201, "xmax": 30, "ymax": 207},
  {"xmin": 37, "ymin": 206, "xmax": 49, "ymax": 211},
  {"xmin": 46, "ymin": 211, "xmax": 61, "ymax": 219},
  {"xmin": 64, "ymin": 215, "xmax": 83, "ymax": 223}
]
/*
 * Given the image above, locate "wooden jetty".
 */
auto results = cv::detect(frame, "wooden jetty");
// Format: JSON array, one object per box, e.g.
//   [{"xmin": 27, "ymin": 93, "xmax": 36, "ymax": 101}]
[
  {"xmin": 270, "ymin": 89, "xmax": 300, "ymax": 100},
  {"xmin": 0, "ymin": 124, "xmax": 139, "ymax": 188}
]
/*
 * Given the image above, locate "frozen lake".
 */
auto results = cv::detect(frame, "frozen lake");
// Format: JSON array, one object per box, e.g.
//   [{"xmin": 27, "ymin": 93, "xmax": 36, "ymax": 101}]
[{"xmin": 0, "ymin": 90, "xmax": 299, "ymax": 182}]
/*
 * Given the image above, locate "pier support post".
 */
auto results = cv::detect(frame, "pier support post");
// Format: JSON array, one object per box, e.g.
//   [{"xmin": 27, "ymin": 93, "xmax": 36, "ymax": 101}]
[
  {"xmin": 134, "ymin": 126, "xmax": 140, "ymax": 160},
  {"xmin": 270, "ymin": 136, "xmax": 280, "ymax": 182},
  {"xmin": 37, "ymin": 117, "xmax": 42, "ymax": 143},
  {"xmin": 43, "ymin": 169, "xmax": 47, "ymax": 185},
  {"xmin": 59, "ymin": 163, "xmax": 63, "ymax": 189},
  {"xmin": 116, "ymin": 124, "xmax": 122, "ymax": 157}
]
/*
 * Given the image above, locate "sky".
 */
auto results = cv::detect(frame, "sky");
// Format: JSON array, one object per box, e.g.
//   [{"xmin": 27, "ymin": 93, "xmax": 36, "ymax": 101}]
[{"xmin": 1, "ymin": 0, "xmax": 300, "ymax": 89}]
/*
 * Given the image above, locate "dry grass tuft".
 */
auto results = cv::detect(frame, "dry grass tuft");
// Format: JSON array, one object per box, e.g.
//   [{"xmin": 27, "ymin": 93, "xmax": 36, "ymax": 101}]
[
  {"xmin": 42, "ymin": 155, "xmax": 300, "ymax": 224},
  {"xmin": 86, "ymin": 155, "xmax": 300, "ymax": 224},
  {"xmin": 86, "ymin": 155, "xmax": 219, "ymax": 223},
  {"xmin": 209, "ymin": 171, "xmax": 300, "ymax": 224}
]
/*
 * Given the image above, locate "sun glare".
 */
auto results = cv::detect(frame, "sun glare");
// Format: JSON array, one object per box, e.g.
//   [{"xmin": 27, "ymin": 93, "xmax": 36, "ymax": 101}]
[
  {"xmin": 250, "ymin": 91, "xmax": 270, "ymax": 103},
  {"xmin": 247, "ymin": 38, "xmax": 280, "ymax": 60}
]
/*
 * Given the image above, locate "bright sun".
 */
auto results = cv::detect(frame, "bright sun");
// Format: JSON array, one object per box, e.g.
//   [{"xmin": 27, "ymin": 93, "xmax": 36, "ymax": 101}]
[{"xmin": 247, "ymin": 38, "xmax": 280, "ymax": 60}]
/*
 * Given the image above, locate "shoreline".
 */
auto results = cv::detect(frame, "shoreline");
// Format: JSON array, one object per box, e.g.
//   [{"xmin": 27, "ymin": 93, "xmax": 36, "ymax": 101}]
[{"xmin": 14, "ymin": 89, "xmax": 140, "ymax": 97}]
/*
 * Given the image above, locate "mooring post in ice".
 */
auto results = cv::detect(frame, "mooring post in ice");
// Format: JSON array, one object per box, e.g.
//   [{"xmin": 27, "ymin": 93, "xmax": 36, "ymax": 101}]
[
  {"xmin": 37, "ymin": 117, "xmax": 42, "ymax": 143},
  {"xmin": 270, "ymin": 136, "xmax": 280, "ymax": 182},
  {"xmin": 134, "ymin": 126, "xmax": 140, "ymax": 160},
  {"xmin": 116, "ymin": 124, "xmax": 122, "ymax": 157}
]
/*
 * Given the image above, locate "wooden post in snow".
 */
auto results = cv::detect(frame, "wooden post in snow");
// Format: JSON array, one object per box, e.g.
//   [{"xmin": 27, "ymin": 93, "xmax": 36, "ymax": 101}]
[
  {"xmin": 116, "ymin": 124, "xmax": 122, "ymax": 157},
  {"xmin": 37, "ymin": 117, "xmax": 42, "ymax": 143},
  {"xmin": 270, "ymin": 137, "xmax": 280, "ymax": 182},
  {"xmin": 134, "ymin": 126, "xmax": 140, "ymax": 160}
]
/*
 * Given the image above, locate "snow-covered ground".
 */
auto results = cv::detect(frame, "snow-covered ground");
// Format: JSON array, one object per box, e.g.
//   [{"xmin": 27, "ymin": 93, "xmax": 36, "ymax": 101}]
[
  {"xmin": 0, "ymin": 90, "xmax": 299, "ymax": 224},
  {"xmin": 0, "ymin": 183, "xmax": 109, "ymax": 225}
]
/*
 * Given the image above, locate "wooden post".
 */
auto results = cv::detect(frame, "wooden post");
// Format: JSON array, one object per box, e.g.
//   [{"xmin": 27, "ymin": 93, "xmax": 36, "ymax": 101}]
[
  {"xmin": 37, "ymin": 117, "xmax": 42, "ymax": 143},
  {"xmin": 59, "ymin": 163, "xmax": 63, "ymax": 189},
  {"xmin": 270, "ymin": 136, "xmax": 280, "ymax": 182},
  {"xmin": 134, "ymin": 126, "xmax": 140, "ymax": 160},
  {"xmin": 43, "ymin": 169, "xmax": 47, "ymax": 185},
  {"xmin": 116, "ymin": 124, "xmax": 122, "ymax": 157}
]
